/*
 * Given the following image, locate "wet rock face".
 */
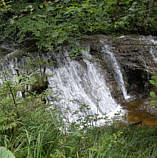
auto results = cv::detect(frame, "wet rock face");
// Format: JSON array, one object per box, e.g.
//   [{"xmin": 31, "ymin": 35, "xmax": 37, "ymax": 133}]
[
  {"xmin": 113, "ymin": 36, "xmax": 157, "ymax": 74},
  {"xmin": 111, "ymin": 36, "xmax": 157, "ymax": 98},
  {"xmin": 80, "ymin": 35, "xmax": 157, "ymax": 100},
  {"xmin": 1, "ymin": 35, "xmax": 157, "ymax": 124},
  {"xmin": 82, "ymin": 35, "xmax": 157, "ymax": 72},
  {"xmin": 0, "ymin": 35, "xmax": 157, "ymax": 102}
]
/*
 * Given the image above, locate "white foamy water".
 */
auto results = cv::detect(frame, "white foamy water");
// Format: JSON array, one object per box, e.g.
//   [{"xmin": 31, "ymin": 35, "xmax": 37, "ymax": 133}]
[
  {"xmin": 149, "ymin": 39, "xmax": 157, "ymax": 63},
  {"xmin": 0, "ymin": 42, "xmax": 124, "ymax": 125},
  {"xmin": 140, "ymin": 36, "xmax": 157, "ymax": 63},
  {"xmin": 47, "ymin": 51, "xmax": 122, "ymax": 125},
  {"xmin": 102, "ymin": 45, "xmax": 130, "ymax": 100}
]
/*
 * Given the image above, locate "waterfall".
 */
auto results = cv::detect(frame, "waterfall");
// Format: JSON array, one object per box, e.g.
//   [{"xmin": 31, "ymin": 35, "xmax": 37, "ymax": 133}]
[
  {"xmin": 47, "ymin": 51, "xmax": 122, "ymax": 124},
  {"xmin": 149, "ymin": 39, "xmax": 157, "ymax": 63},
  {"xmin": 2, "ymin": 35, "xmax": 157, "ymax": 126},
  {"xmin": 0, "ymin": 41, "xmax": 124, "ymax": 125},
  {"xmin": 102, "ymin": 45, "xmax": 130, "ymax": 100},
  {"xmin": 140, "ymin": 36, "xmax": 157, "ymax": 63}
]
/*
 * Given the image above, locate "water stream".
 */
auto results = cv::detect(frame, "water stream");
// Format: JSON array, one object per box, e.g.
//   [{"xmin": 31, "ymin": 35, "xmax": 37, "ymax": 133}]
[
  {"xmin": 149, "ymin": 39, "xmax": 157, "ymax": 63},
  {"xmin": 47, "ymin": 51, "xmax": 122, "ymax": 124},
  {"xmin": 140, "ymin": 36, "xmax": 157, "ymax": 63},
  {"xmin": 102, "ymin": 45, "xmax": 130, "ymax": 100},
  {"xmin": 1, "ymin": 36, "xmax": 157, "ymax": 126}
]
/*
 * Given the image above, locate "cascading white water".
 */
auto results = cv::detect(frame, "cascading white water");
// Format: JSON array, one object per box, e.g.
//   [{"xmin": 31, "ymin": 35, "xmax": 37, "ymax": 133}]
[
  {"xmin": 102, "ymin": 45, "xmax": 130, "ymax": 100},
  {"xmin": 149, "ymin": 39, "xmax": 157, "ymax": 63},
  {"xmin": 47, "ymin": 51, "xmax": 122, "ymax": 124},
  {"xmin": 0, "ymin": 42, "xmax": 124, "ymax": 125},
  {"xmin": 2, "ymin": 36, "xmax": 157, "ymax": 126},
  {"xmin": 140, "ymin": 36, "xmax": 157, "ymax": 63}
]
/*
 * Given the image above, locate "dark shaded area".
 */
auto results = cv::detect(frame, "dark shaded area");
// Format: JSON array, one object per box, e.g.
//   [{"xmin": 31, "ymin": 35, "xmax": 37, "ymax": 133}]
[
  {"xmin": 31, "ymin": 78, "xmax": 49, "ymax": 95},
  {"xmin": 126, "ymin": 68, "xmax": 151, "ymax": 96}
]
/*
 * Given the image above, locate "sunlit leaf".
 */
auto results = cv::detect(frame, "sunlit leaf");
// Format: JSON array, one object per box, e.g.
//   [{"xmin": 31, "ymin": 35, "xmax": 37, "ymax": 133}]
[
  {"xmin": 150, "ymin": 91, "xmax": 156, "ymax": 98},
  {"xmin": 0, "ymin": 147, "xmax": 15, "ymax": 158},
  {"xmin": 150, "ymin": 100, "xmax": 157, "ymax": 106},
  {"xmin": 149, "ymin": 80, "xmax": 157, "ymax": 86},
  {"xmin": 151, "ymin": 76, "xmax": 157, "ymax": 80}
]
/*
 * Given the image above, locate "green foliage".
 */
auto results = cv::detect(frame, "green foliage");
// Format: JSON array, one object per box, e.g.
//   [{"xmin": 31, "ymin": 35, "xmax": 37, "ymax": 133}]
[
  {"xmin": 150, "ymin": 91, "xmax": 156, "ymax": 98},
  {"xmin": 89, "ymin": 129, "xmax": 124, "ymax": 157},
  {"xmin": 149, "ymin": 76, "xmax": 157, "ymax": 105},
  {"xmin": 70, "ymin": 46, "xmax": 86, "ymax": 60},
  {"xmin": 0, "ymin": 0, "xmax": 157, "ymax": 51},
  {"xmin": 90, "ymin": 126, "xmax": 157, "ymax": 158},
  {"xmin": 0, "ymin": 0, "xmax": 12, "ymax": 13},
  {"xmin": 0, "ymin": 69, "xmax": 48, "ymax": 134},
  {"xmin": 0, "ymin": 147, "xmax": 15, "ymax": 158},
  {"xmin": 0, "ymin": 69, "xmax": 157, "ymax": 157}
]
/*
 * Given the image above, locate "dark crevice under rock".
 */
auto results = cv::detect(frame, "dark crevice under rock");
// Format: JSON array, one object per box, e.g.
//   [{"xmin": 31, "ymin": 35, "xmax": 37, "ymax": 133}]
[{"xmin": 125, "ymin": 68, "xmax": 152, "ymax": 97}]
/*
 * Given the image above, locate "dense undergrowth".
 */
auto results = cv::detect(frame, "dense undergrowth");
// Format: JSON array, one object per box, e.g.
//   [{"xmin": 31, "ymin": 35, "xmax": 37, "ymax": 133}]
[
  {"xmin": 1, "ymin": 1, "xmax": 157, "ymax": 157},
  {"xmin": 3, "ymin": 113, "xmax": 157, "ymax": 158},
  {"xmin": 0, "ymin": 68, "xmax": 156, "ymax": 158},
  {"xmin": 0, "ymin": 0, "xmax": 157, "ymax": 51}
]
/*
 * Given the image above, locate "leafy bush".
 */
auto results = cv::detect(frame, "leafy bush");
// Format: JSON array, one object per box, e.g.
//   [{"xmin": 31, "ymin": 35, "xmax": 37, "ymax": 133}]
[
  {"xmin": 0, "ymin": 67, "xmax": 157, "ymax": 157},
  {"xmin": 150, "ymin": 76, "xmax": 157, "ymax": 105},
  {"xmin": 0, "ymin": 0, "xmax": 157, "ymax": 51}
]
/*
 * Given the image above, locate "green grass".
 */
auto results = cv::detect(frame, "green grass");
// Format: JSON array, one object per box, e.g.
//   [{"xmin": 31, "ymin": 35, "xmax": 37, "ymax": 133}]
[
  {"xmin": 0, "ymin": 59, "xmax": 157, "ymax": 158},
  {"xmin": 1, "ymin": 106, "xmax": 157, "ymax": 158}
]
